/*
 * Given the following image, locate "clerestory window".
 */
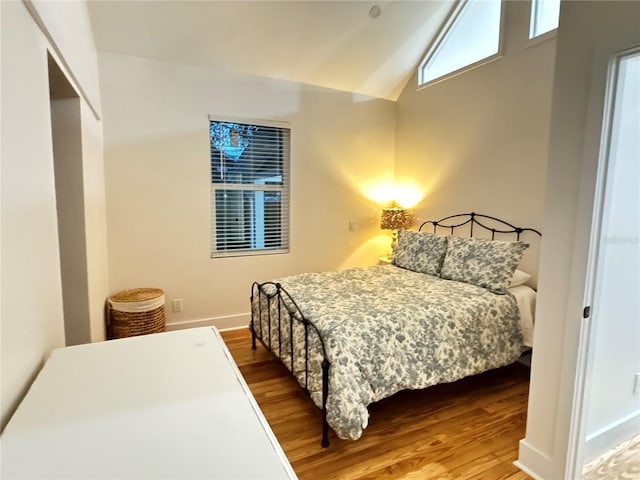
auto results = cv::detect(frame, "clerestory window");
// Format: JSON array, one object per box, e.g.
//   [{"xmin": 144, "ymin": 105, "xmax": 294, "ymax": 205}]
[
  {"xmin": 418, "ymin": 0, "xmax": 503, "ymax": 86},
  {"xmin": 209, "ymin": 118, "xmax": 290, "ymax": 258},
  {"xmin": 529, "ymin": 0, "xmax": 561, "ymax": 39}
]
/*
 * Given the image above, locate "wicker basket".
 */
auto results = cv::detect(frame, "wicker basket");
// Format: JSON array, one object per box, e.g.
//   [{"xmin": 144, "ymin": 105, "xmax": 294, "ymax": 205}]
[{"xmin": 107, "ymin": 288, "xmax": 166, "ymax": 339}]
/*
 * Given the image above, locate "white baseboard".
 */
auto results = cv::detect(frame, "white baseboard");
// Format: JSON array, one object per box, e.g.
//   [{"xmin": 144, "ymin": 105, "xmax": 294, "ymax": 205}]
[
  {"xmin": 517, "ymin": 412, "xmax": 640, "ymax": 478},
  {"xmin": 515, "ymin": 439, "xmax": 553, "ymax": 480},
  {"xmin": 513, "ymin": 461, "xmax": 544, "ymax": 480},
  {"xmin": 585, "ymin": 409, "xmax": 640, "ymax": 464},
  {"xmin": 165, "ymin": 313, "xmax": 250, "ymax": 332}
]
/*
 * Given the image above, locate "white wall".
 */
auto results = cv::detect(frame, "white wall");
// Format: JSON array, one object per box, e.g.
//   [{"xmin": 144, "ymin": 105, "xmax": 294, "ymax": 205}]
[
  {"xmin": 99, "ymin": 53, "xmax": 396, "ymax": 330},
  {"xmin": 395, "ymin": 0, "xmax": 556, "ymax": 281},
  {"xmin": 0, "ymin": 0, "xmax": 107, "ymax": 429},
  {"xmin": 517, "ymin": 2, "xmax": 640, "ymax": 478},
  {"xmin": 51, "ymin": 98, "xmax": 91, "ymax": 345},
  {"xmin": 28, "ymin": 0, "xmax": 102, "ymax": 116},
  {"xmin": 80, "ymin": 99, "xmax": 110, "ymax": 343}
]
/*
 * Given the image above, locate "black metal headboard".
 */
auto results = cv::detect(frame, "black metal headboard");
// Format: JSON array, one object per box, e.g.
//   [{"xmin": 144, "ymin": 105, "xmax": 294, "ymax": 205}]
[{"xmin": 418, "ymin": 212, "xmax": 541, "ymax": 240}]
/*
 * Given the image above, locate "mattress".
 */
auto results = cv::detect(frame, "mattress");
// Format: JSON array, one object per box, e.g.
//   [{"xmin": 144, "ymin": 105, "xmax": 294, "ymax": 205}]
[{"xmin": 509, "ymin": 284, "xmax": 537, "ymax": 347}]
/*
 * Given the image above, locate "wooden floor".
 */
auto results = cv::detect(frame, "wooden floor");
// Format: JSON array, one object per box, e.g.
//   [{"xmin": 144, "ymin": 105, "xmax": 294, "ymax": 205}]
[{"xmin": 221, "ymin": 328, "xmax": 532, "ymax": 480}]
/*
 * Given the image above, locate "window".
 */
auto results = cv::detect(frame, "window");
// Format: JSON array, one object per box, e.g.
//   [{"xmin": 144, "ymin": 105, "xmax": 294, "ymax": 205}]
[
  {"xmin": 418, "ymin": 0, "xmax": 502, "ymax": 86},
  {"xmin": 529, "ymin": 0, "xmax": 560, "ymax": 39},
  {"xmin": 210, "ymin": 118, "xmax": 290, "ymax": 257}
]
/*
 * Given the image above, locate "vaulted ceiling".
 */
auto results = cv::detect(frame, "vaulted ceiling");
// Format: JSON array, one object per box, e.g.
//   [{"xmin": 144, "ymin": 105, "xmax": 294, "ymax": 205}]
[{"xmin": 87, "ymin": 0, "xmax": 454, "ymax": 101}]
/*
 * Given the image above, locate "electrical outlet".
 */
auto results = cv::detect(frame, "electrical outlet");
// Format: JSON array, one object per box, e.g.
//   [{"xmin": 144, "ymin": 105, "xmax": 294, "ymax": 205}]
[
  {"xmin": 634, "ymin": 373, "xmax": 640, "ymax": 394},
  {"xmin": 171, "ymin": 299, "xmax": 183, "ymax": 313}
]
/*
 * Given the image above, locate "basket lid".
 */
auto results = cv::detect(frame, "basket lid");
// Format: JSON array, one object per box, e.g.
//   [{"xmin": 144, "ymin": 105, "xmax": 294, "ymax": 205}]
[{"xmin": 110, "ymin": 288, "xmax": 164, "ymax": 303}]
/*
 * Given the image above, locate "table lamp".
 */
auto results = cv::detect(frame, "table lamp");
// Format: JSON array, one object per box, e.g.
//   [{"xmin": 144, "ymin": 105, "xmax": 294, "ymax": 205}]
[{"xmin": 380, "ymin": 206, "xmax": 413, "ymax": 254}]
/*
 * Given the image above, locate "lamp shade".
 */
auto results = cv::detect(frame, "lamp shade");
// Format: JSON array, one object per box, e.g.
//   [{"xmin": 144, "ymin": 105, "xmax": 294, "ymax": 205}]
[{"xmin": 380, "ymin": 207, "xmax": 412, "ymax": 230}]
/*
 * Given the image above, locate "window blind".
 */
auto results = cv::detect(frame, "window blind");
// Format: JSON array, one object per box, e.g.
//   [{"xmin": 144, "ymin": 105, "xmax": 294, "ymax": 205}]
[{"xmin": 209, "ymin": 118, "xmax": 290, "ymax": 257}]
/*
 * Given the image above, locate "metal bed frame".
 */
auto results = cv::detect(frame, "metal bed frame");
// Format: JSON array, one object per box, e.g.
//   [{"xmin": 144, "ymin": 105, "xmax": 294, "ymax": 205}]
[{"xmin": 249, "ymin": 212, "xmax": 541, "ymax": 447}]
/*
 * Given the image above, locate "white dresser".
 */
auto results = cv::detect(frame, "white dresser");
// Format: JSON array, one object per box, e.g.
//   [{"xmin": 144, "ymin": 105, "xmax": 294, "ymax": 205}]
[{"xmin": 1, "ymin": 327, "xmax": 297, "ymax": 479}]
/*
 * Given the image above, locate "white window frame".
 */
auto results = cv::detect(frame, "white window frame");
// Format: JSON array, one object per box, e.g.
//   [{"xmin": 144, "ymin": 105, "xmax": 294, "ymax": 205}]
[
  {"xmin": 417, "ymin": 0, "xmax": 504, "ymax": 87},
  {"xmin": 209, "ymin": 116, "xmax": 290, "ymax": 258}
]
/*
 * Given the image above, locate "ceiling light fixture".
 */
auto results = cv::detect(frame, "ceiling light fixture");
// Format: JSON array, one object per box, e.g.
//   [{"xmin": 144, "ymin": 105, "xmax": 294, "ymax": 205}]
[{"xmin": 369, "ymin": 4, "xmax": 381, "ymax": 19}]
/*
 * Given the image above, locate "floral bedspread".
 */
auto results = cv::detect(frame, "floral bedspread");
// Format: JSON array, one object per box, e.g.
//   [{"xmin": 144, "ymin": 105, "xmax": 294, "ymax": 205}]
[{"xmin": 251, "ymin": 265, "xmax": 523, "ymax": 441}]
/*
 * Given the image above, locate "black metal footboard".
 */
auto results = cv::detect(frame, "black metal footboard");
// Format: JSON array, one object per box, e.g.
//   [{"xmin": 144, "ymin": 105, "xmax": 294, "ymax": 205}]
[{"xmin": 250, "ymin": 281, "xmax": 331, "ymax": 447}]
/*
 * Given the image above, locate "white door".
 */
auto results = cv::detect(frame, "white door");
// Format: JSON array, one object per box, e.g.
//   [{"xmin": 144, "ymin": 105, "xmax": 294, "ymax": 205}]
[{"xmin": 571, "ymin": 46, "xmax": 640, "ymax": 476}]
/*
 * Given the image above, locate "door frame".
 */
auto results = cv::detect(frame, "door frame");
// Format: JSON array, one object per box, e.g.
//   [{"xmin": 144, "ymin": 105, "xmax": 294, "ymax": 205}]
[{"xmin": 565, "ymin": 44, "xmax": 640, "ymax": 479}]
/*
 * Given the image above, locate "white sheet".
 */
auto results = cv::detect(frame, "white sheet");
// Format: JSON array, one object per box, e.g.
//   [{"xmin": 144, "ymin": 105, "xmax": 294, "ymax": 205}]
[{"xmin": 509, "ymin": 284, "xmax": 537, "ymax": 348}]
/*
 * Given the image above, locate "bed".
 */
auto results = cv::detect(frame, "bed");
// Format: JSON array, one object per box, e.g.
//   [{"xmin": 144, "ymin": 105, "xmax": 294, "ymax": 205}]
[{"xmin": 250, "ymin": 212, "xmax": 541, "ymax": 447}]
